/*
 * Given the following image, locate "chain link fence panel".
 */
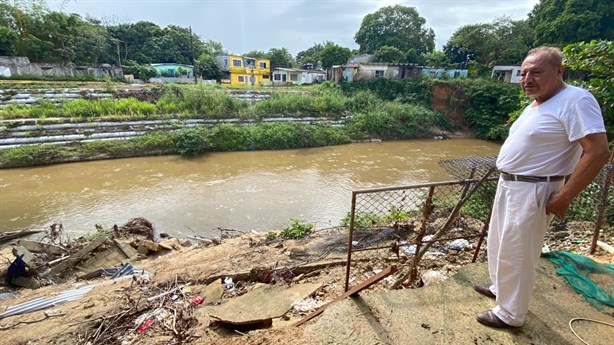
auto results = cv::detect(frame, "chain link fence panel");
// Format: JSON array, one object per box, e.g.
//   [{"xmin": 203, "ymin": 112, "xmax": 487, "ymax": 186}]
[{"xmin": 343, "ymin": 157, "xmax": 613, "ymax": 292}]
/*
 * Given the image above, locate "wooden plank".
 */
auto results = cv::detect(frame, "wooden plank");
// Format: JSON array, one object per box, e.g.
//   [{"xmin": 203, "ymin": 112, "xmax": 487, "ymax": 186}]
[
  {"xmin": 294, "ymin": 265, "xmax": 397, "ymax": 327},
  {"xmin": 44, "ymin": 236, "xmax": 108, "ymax": 277},
  {"xmin": 113, "ymin": 239, "xmax": 139, "ymax": 259}
]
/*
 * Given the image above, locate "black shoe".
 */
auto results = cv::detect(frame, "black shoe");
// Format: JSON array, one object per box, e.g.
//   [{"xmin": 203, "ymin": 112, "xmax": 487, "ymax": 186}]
[
  {"xmin": 476, "ymin": 310, "xmax": 520, "ymax": 328},
  {"xmin": 474, "ymin": 284, "xmax": 496, "ymax": 299}
]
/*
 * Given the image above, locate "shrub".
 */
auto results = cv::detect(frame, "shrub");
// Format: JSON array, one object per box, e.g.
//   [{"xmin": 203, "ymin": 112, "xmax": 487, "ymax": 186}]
[
  {"xmin": 340, "ymin": 77, "xmax": 432, "ymax": 107},
  {"xmin": 252, "ymin": 90, "xmax": 345, "ymax": 119},
  {"xmin": 280, "ymin": 218, "xmax": 314, "ymax": 239},
  {"xmin": 265, "ymin": 231, "xmax": 277, "ymax": 241},
  {"xmin": 340, "ymin": 212, "xmax": 381, "ymax": 229},
  {"xmin": 345, "ymin": 102, "xmax": 442, "ymax": 140},
  {"xmin": 174, "ymin": 126, "xmax": 210, "ymax": 156},
  {"xmin": 208, "ymin": 124, "xmax": 252, "ymax": 151},
  {"xmin": 463, "ymin": 79, "xmax": 519, "ymax": 140}
]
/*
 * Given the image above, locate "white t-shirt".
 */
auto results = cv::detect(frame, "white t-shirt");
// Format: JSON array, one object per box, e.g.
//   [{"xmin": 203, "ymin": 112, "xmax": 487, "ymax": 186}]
[{"xmin": 496, "ymin": 85, "xmax": 605, "ymax": 176}]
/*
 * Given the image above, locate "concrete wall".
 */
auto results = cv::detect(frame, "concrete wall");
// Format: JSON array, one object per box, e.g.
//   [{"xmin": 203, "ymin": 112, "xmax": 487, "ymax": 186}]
[{"xmin": 0, "ymin": 56, "xmax": 123, "ymax": 79}]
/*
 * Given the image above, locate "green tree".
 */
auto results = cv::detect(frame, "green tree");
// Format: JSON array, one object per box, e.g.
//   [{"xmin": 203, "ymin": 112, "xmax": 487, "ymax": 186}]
[
  {"xmin": 266, "ymin": 47, "xmax": 293, "ymax": 69},
  {"xmin": 422, "ymin": 50, "xmax": 447, "ymax": 68},
  {"xmin": 445, "ymin": 17, "xmax": 533, "ymax": 70},
  {"xmin": 204, "ymin": 39, "xmax": 225, "ymax": 56},
  {"xmin": 196, "ymin": 53, "xmax": 222, "ymax": 80},
  {"xmin": 528, "ymin": 0, "xmax": 614, "ymax": 46},
  {"xmin": 563, "ymin": 40, "xmax": 614, "ymax": 140},
  {"xmin": 296, "ymin": 41, "xmax": 333, "ymax": 67},
  {"xmin": 0, "ymin": 26, "xmax": 17, "ymax": 55},
  {"xmin": 405, "ymin": 48, "xmax": 424, "ymax": 64},
  {"xmin": 320, "ymin": 44, "xmax": 351, "ymax": 69},
  {"xmin": 354, "ymin": 5, "xmax": 435, "ymax": 55},
  {"xmin": 73, "ymin": 17, "xmax": 113, "ymax": 64},
  {"xmin": 373, "ymin": 45, "xmax": 405, "ymax": 63},
  {"xmin": 243, "ymin": 50, "xmax": 267, "ymax": 59}
]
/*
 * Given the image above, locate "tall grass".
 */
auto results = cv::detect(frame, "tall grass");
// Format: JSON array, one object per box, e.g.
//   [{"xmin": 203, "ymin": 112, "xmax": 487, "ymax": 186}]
[
  {"xmin": 61, "ymin": 98, "xmax": 157, "ymax": 119},
  {"xmin": 156, "ymin": 84, "xmax": 249, "ymax": 118},
  {"xmin": 345, "ymin": 102, "xmax": 444, "ymax": 140},
  {"xmin": 251, "ymin": 90, "xmax": 346, "ymax": 119}
]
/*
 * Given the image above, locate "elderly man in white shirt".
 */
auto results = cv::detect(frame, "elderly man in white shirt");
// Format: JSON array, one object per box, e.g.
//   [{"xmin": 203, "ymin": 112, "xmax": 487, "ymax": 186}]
[{"xmin": 474, "ymin": 46, "xmax": 610, "ymax": 328}]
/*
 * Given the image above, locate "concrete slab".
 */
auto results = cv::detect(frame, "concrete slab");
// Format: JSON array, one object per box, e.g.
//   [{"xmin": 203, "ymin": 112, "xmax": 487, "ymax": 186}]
[
  {"xmin": 200, "ymin": 283, "xmax": 322, "ymax": 325},
  {"xmin": 305, "ymin": 259, "xmax": 613, "ymax": 345}
]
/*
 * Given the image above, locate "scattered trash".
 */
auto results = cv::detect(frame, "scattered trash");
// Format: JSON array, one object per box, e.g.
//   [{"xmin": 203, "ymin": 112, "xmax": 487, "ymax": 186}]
[
  {"xmin": 448, "ymin": 239, "xmax": 469, "ymax": 251},
  {"xmin": 0, "ymin": 292, "xmax": 16, "ymax": 300},
  {"xmin": 192, "ymin": 295, "xmax": 204, "ymax": 305},
  {"xmin": 0, "ymin": 283, "xmax": 100, "ymax": 319},
  {"xmin": 400, "ymin": 244, "xmax": 417, "ymax": 254},
  {"xmin": 421, "ymin": 270, "xmax": 446, "ymax": 286},
  {"xmin": 292, "ymin": 297, "xmax": 325, "ymax": 313},
  {"xmin": 223, "ymin": 277, "xmax": 235, "ymax": 291},
  {"xmin": 78, "ymin": 263, "xmax": 153, "ymax": 281},
  {"xmin": 146, "ymin": 283, "xmax": 191, "ymax": 302},
  {"xmin": 4, "ymin": 254, "xmax": 26, "ymax": 286},
  {"xmin": 137, "ymin": 319, "xmax": 154, "ymax": 334},
  {"xmin": 383, "ymin": 276, "xmax": 397, "ymax": 285}
]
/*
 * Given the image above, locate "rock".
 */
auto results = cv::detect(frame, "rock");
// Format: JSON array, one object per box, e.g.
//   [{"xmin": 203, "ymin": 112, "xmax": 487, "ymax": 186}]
[
  {"xmin": 136, "ymin": 245, "xmax": 149, "ymax": 255},
  {"xmin": 12, "ymin": 246, "xmax": 35, "ymax": 268},
  {"xmin": 289, "ymin": 246, "xmax": 309, "ymax": 259},
  {"xmin": 201, "ymin": 280, "xmax": 225, "ymax": 305},
  {"xmin": 141, "ymin": 240, "xmax": 160, "ymax": 252},
  {"xmin": 554, "ymin": 232, "xmax": 569, "ymax": 239},
  {"xmin": 159, "ymin": 238, "xmax": 181, "ymax": 250},
  {"xmin": 13, "ymin": 276, "xmax": 41, "ymax": 289}
]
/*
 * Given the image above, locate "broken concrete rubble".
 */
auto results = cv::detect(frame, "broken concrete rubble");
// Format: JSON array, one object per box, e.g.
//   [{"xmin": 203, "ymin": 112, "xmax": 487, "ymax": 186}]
[
  {"xmin": 16, "ymin": 240, "xmax": 66, "ymax": 255},
  {"xmin": 196, "ymin": 282, "xmax": 322, "ymax": 327}
]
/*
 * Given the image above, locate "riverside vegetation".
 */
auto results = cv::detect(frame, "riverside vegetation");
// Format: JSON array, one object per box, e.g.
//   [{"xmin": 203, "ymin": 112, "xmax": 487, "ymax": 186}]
[{"xmin": 0, "ymin": 78, "xmax": 522, "ymax": 167}]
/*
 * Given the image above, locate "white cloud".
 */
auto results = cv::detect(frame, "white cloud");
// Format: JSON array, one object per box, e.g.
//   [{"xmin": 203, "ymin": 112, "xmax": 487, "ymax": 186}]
[{"xmin": 45, "ymin": 0, "xmax": 540, "ymax": 56}]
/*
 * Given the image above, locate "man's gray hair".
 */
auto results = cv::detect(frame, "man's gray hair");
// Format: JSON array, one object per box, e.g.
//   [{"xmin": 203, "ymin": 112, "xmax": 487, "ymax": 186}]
[{"xmin": 526, "ymin": 46, "xmax": 563, "ymax": 67}]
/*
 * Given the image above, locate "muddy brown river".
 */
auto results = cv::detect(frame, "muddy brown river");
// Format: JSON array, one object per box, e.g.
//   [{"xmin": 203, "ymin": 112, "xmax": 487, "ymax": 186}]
[{"xmin": 0, "ymin": 139, "xmax": 501, "ymax": 237}]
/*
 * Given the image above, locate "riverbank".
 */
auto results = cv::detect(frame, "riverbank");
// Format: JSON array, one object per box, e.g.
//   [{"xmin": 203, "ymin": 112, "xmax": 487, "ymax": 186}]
[
  {"xmin": 0, "ymin": 223, "xmax": 611, "ymax": 344},
  {"xmin": 1, "ymin": 78, "xmax": 519, "ymax": 168}
]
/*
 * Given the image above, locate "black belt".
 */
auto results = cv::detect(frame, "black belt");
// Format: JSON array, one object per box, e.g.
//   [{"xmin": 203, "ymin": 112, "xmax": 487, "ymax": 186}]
[{"xmin": 500, "ymin": 172, "xmax": 565, "ymax": 182}]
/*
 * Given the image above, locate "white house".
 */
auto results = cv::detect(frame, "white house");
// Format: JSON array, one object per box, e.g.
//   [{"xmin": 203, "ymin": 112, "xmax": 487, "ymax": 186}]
[
  {"xmin": 271, "ymin": 68, "xmax": 326, "ymax": 86},
  {"xmin": 492, "ymin": 65, "xmax": 522, "ymax": 83}
]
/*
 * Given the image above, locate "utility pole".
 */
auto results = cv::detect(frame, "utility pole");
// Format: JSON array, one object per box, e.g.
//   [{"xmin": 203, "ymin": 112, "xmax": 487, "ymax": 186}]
[{"xmin": 189, "ymin": 26, "xmax": 197, "ymax": 84}]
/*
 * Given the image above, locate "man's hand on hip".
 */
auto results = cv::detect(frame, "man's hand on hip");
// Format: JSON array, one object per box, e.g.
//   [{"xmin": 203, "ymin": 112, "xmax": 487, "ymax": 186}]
[{"xmin": 545, "ymin": 191, "xmax": 571, "ymax": 218}]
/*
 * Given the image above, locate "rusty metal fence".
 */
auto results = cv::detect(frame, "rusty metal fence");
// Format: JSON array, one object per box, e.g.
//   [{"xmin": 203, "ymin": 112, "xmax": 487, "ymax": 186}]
[{"xmin": 343, "ymin": 157, "xmax": 613, "ymax": 292}]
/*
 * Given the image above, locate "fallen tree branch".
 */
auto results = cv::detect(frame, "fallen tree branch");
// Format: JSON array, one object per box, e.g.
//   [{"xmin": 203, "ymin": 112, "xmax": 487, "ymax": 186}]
[{"xmin": 0, "ymin": 311, "xmax": 64, "ymax": 330}]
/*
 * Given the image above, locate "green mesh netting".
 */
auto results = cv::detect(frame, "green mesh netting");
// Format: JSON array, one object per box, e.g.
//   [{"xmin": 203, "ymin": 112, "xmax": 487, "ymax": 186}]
[{"xmin": 544, "ymin": 250, "xmax": 614, "ymax": 312}]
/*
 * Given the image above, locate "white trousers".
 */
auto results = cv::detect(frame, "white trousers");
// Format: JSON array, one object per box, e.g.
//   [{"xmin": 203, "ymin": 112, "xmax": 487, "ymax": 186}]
[{"xmin": 487, "ymin": 177, "xmax": 563, "ymax": 326}]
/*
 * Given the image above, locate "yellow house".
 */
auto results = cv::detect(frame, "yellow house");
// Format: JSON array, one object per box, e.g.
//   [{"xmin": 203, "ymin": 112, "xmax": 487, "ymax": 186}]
[{"xmin": 215, "ymin": 54, "xmax": 271, "ymax": 86}]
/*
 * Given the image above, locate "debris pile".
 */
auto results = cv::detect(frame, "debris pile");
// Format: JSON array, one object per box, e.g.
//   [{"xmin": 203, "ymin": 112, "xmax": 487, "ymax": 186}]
[
  {"xmin": 0, "ymin": 217, "xmax": 611, "ymax": 344},
  {"xmin": 1, "ymin": 217, "xmax": 188, "ymax": 289}
]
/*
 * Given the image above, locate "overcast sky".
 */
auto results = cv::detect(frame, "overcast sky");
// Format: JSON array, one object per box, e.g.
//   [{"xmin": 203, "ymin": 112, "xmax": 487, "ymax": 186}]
[{"xmin": 46, "ymin": 0, "xmax": 540, "ymax": 56}]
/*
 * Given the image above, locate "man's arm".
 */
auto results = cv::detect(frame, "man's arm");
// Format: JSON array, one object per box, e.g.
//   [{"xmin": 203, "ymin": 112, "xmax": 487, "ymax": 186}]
[{"xmin": 546, "ymin": 132, "xmax": 610, "ymax": 218}]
